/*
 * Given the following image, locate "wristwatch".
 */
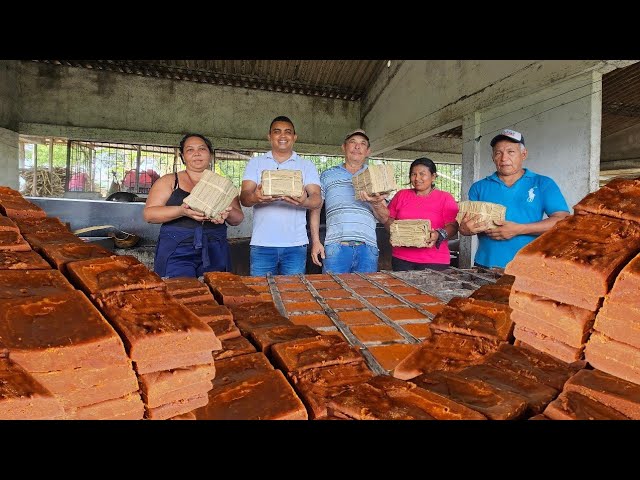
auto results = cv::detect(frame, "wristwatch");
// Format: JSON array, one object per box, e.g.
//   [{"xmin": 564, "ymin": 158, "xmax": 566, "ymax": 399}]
[{"xmin": 435, "ymin": 228, "xmax": 448, "ymax": 248}]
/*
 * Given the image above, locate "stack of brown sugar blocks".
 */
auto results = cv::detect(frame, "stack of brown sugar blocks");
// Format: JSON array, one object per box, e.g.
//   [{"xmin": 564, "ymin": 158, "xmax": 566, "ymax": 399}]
[
  {"xmin": 238, "ymin": 275, "xmax": 274, "ymax": 303},
  {"xmin": 586, "ymin": 254, "xmax": 640, "ymax": 385},
  {"xmin": 0, "ymin": 186, "xmax": 46, "ymax": 220},
  {"xmin": 327, "ymin": 374, "xmax": 488, "ymax": 420},
  {"xmin": 164, "ymin": 277, "xmax": 241, "ymax": 341},
  {"xmin": 389, "ymin": 274, "xmax": 587, "ymax": 420},
  {"xmin": 393, "ymin": 276, "xmax": 516, "ymax": 381},
  {"xmin": 0, "ymin": 190, "xmax": 52, "ymax": 260},
  {"xmin": 66, "ymin": 255, "xmax": 221, "ymax": 419},
  {"xmin": 193, "ymin": 351, "xmax": 308, "ymax": 420},
  {"xmin": 0, "ymin": 214, "xmax": 31, "ymax": 252},
  {"xmin": 505, "ymin": 214, "xmax": 640, "ymax": 363},
  {"xmin": 7, "ymin": 184, "xmax": 640, "ymax": 420},
  {"xmin": 0, "ymin": 188, "xmax": 144, "ymax": 419},
  {"xmin": 193, "ymin": 272, "xmax": 312, "ymax": 419},
  {"xmin": 541, "ymin": 368, "xmax": 640, "ymax": 419},
  {"xmin": 454, "ymin": 343, "xmax": 584, "ymax": 419},
  {"xmin": 271, "ymin": 334, "xmax": 370, "ymax": 420},
  {"xmin": 0, "ymin": 357, "xmax": 65, "ymax": 420},
  {"xmin": 504, "ymin": 176, "xmax": 640, "ymax": 419},
  {"xmin": 38, "ymin": 239, "xmax": 113, "ymax": 275},
  {"xmin": 0, "ymin": 269, "xmax": 143, "ymax": 420},
  {"xmin": 14, "ymin": 213, "xmax": 85, "ymax": 252},
  {"xmin": 0, "ymin": 189, "xmax": 76, "ymax": 258}
]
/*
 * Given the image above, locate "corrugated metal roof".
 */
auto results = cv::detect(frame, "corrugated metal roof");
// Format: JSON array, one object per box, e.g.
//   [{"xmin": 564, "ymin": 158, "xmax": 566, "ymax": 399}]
[
  {"xmin": 602, "ymin": 61, "xmax": 640, "ymax": 138},
  {"xmin": 31, "ymin": 59, "xmax": 640, "ymax": 140},
  {"xmin": 34, "ymin": 59, "xmax": 386, "ymax": 101}
]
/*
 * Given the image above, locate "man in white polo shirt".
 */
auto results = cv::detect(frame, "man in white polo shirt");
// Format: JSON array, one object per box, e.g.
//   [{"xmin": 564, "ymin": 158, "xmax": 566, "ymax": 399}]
[
  {"xmin": 240, "ymin": 116, "xmax": 322, "ymax": 276},
  {"xmin": 309, "ymin": 129, "xmax": 388, "ymax": 273}
]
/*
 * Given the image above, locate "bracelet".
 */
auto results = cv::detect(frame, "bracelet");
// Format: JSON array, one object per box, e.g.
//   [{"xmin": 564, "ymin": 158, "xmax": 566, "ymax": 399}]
[{"xmin": 435, "ymin": 228, "xmax": 448, "ymax": 248}]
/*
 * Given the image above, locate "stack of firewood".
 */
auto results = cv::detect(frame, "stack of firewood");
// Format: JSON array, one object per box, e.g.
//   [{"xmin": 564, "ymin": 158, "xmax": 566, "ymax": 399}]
[{"xmin": 19, "ymin": 168, "xmax": 66, "ymax": 197}]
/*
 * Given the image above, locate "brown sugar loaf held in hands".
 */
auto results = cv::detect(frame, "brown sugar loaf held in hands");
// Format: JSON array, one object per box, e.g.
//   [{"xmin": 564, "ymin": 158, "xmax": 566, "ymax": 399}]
[
  {"xmin": 352, "ymin": 164, "xmax": 398, "ymax": 198},
  {"xmin": 183, "ymin": 170, "xmax": 238, "ymax": 220},
  {"xmin": 260, "ymin": 169, "xmax": 304, "ymax": 197},
  {"xmin": 456, "ymin": 201, "xmax": 506, "ymax": 231},
  {"xmin": 389, "ymin": 219, "xmax": 435, "ymax": 248}
]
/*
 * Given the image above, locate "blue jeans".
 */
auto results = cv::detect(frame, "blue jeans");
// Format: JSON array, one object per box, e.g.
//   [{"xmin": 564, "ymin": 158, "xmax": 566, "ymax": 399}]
[
  {"xmin": 323, "ymin": 242, "xmax": 379, "ymax": 274},
  {"xmin": 250, "ymin": 245, "xmax": 308, "ymax": 276}
]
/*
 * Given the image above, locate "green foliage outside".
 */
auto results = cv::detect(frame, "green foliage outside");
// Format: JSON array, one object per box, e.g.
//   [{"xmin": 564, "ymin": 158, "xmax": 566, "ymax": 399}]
[
  {"xmin": 24, "ymin": 140, "xmax": 462, "ymax": 201},
  {"xmin": 214, "ymin": 153, "xmax": 461, "ymax": 201},
  {"xmin": 23, "ymin": 143, "xmax": 68, "ymax": 168}
]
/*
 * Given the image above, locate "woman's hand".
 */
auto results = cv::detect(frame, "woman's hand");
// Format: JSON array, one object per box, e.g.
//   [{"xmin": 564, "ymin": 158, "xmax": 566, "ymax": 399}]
[
  {"xmin": 427, "ymin": 230, "xmax": 439, "ymax": 247},
  {"xmin": 210, "ymin": 206, "xmax": 233, "ymax": 224},
  {"xmin": 181, "ymin": 203, "xmax": 208, "ymax": 222}
]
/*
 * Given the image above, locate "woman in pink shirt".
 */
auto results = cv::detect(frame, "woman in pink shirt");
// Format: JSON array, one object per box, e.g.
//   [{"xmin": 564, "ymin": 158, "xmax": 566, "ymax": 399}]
[{"xmin": 376, "ymin": 158, "xmax": 459, "ymax": 271}]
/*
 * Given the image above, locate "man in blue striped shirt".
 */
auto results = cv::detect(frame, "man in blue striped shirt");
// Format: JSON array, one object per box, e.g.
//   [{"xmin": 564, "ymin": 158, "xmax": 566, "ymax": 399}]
[{"xmin": 309, "ymin": 129, "xmax": 389, "ymax": 273}]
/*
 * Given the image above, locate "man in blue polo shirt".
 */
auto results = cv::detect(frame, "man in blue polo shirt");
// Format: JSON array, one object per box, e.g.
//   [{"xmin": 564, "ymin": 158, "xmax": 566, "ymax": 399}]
[
  {"xmin": 240, "ymin": 116, "xmax": 322, "ymax": 276},
  {"xmin": 458, "ymin": 128, "xmax": 570, "ymax": 269},
  {"xmin": 309, "ymin": 129, "xmax": 388, "ymax": 273}
]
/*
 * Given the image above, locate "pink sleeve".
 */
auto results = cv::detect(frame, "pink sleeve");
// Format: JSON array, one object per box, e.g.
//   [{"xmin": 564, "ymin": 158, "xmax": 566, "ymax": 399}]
[
  {"xmin": 388, "ymin": 190, "xmax": 402, "ymax": 218},
  {"xmin": 443, "ymin": 193, "xmax": 459, "ymax": 223}
]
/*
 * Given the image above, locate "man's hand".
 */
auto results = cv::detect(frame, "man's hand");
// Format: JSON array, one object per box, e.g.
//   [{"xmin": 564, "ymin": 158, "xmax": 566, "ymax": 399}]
[
  {"xmin": 181, "ymin": 204, "xmax": 208, "ymax": 222},
  {"xmin": 311, "ymin": 242, "xmax": 325, "ymax": 267},
  {"xmin": 359, "ymin": 191, "xmax": 388, "ymax": 205},
  {"xmin": 485, "ymin": 220, "xmax": 523, "ymax": 240},
  {"xmin": 281, "ymin": 189, "xmax": 308, "ymax": 207},
  {"xmin": 458, "ymin": 212, "xmax": 489, "ymax": 236},
  {"xmin": 254, "ymin": 184, "xmax": 277, "ymax": 204}
]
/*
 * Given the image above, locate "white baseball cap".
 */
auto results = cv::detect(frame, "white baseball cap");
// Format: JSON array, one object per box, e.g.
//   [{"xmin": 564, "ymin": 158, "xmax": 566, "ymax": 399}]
[{"xmin": 490, "ymin": 129, "xmax": 525, "ymax": 147}]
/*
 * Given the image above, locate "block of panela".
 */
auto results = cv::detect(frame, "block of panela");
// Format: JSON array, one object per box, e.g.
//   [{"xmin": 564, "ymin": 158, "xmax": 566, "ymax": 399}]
[
  {"xmin": 352, "ymin": 164, "xmax": 397, "ymax": 198},
  {"xmin": 183, "ymin": 170, "xmax": 238, "ymax": 220},
  {"xmin": 456, "ymin": 200, "xmax": 506, "ymax": 231},
  {"xmin": 389, "ymin": 219, "xmax": 434, "ymax": 248},
  {"xmin": 260, "ymin": 169, "xmax": 304, "ymax": 197}
]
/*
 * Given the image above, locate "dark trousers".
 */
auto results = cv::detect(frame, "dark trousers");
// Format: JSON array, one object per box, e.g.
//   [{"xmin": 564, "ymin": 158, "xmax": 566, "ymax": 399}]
[
  {"xmin": 391, "ymin": 256, "xmax": 450, "ymax": 272},
  {"xmin": 154, "ymin": 224, "xmax": 231, "ymax": 278}
]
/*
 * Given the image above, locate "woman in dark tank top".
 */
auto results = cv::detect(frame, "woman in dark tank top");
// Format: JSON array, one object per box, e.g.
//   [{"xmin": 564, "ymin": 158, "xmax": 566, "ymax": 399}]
[{"xmin": 143, "ymin": 133, "xmax": 244, "ymax": 278}]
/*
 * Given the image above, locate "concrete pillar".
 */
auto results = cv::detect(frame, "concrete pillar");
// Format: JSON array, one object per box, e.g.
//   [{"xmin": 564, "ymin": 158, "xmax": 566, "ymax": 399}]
[
  {"xmin": 0, "ymin": 128, "xmax": 19, "ymax": 189},
  {"xmin": 458, "ymin": 71, "xmax": 602, "ymax": 268},
  {"xmin": 459, "ymin": 112, "xmax": 481, "ymax": 268},
  {"xmin": 0, "ymin": 60, "xmax": 19, "ymax": 188}
]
